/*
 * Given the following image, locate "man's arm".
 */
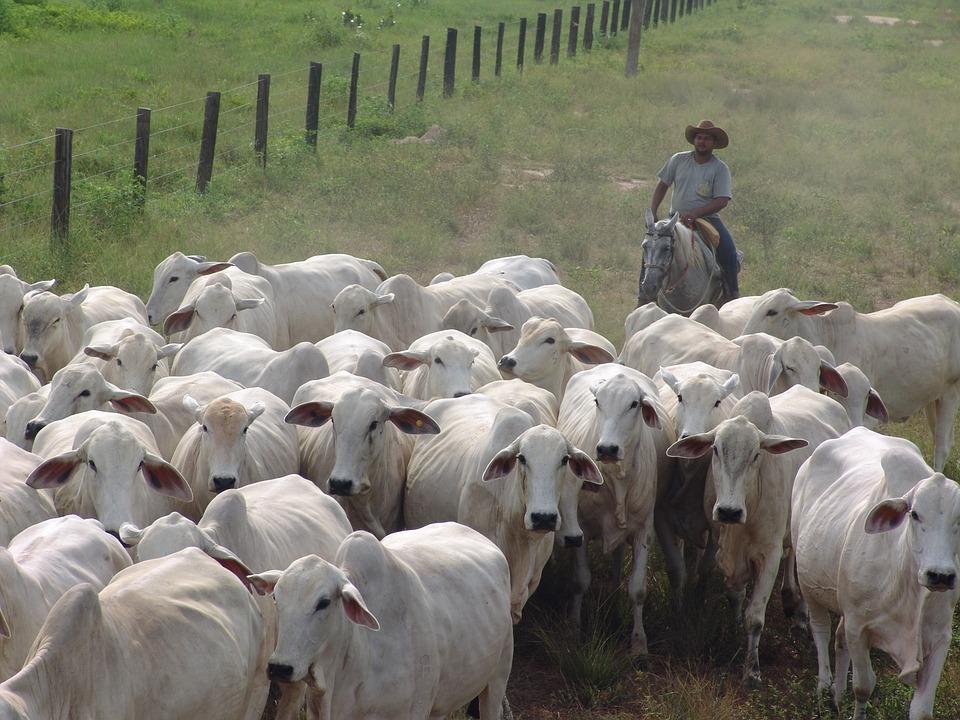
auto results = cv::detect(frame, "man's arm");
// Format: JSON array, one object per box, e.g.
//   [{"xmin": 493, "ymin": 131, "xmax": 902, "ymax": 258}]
[
  {"xmin": 650, "ymin": 181, "xmax": 670, "ymax": 221},
  {"xmin": 679, "ymin": 197, "xmax": 729, "ymax": 226}
]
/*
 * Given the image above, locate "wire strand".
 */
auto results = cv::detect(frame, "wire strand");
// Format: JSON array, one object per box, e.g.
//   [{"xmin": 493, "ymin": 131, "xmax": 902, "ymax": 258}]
[
  {"xmin": 0, "ymin": 134, "xmax": 58, "ymax": 154},
  {"xmin": 0, "ymin": 188, "xmax": 53, "ymax": 210}
]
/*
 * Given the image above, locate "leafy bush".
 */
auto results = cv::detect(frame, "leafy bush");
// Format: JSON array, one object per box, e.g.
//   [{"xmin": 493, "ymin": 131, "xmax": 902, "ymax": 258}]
[{"xmin": 301, "ymin": 10, "xmax": 345, "ymax": 49}]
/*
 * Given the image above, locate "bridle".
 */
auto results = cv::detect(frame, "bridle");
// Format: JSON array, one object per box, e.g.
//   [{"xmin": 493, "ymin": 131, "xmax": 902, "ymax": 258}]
[{"xmin": 642, "ymin": 226, "xmax": 720, "ymax": 314}]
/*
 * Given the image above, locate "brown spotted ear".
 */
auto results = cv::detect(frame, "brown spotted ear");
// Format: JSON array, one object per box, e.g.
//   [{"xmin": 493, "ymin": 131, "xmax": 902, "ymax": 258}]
[
  {"xmin": 865, "ymin": 498, "xmax": 909, "ymax": 534},
  {"xmin": 141, "ymin": 454, "xmax": 193, "ymax": 502},
  {"xmin": 759, "ymin": 435, "xmax": 808, "ymax": 455},
  {"xmin": 866, "ymin": 389, "xmax": 889, "ymax": 423},
  {"xmin": 567, "ymin": 342, "xmax": 615, "ymax": 365},
  {"xmin": 666, "ymin": 432, "xmax": 715, "ymax": 459},
  {"xmin": 285, "ymin": 401, "xmax": 334, "ymax": 428},
  {"xmin": 387, "ymin": 407, "xmax": 440, "ymax": 435},
  {"xmin": 818, "ymin": 361, "xmax": 848, "ymax": 398},
  {"xmin": 341, "ymin": 583, "xmax": 380, "ymax": 631},
  {"xmin": 247, "ymin": 570, "xmax": 282, "ymax": 596},
  {"xmin": 163, "ymin": 306, "xmax": 196, "ymax": 334},
  {"xmin": 382, "ymin": 351, "xmax": 429, "ymax": 371},
  {"xmin": 26, "ymin": 450, "xmax": 83, "ymax": 488},
  {"xmin": 106, "ymin": 388, "xmax": 157, "ymax": 415}
]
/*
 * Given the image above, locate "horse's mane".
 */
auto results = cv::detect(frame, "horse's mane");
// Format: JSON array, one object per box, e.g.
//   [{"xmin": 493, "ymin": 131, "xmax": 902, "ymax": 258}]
[{"xmin": 670, "ymin": 222, "xmax": 708, "ymax": 271}]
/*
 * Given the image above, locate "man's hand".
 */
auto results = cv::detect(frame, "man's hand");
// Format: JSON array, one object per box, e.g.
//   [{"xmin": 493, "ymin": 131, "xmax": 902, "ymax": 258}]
[{"xmin": 679, "ymin": 212, "xmax": 698, "ymax": 227}]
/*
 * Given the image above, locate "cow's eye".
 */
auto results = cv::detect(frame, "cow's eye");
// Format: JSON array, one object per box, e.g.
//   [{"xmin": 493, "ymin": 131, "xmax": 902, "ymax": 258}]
[
  {"xmin": 560, "ymin": 455, "xmax": 569, "ymax": 466},
  {"xmin": 765, "ymin": 309, "xmax": 778, "ymax": 317},
  {"xmin": 315, "ymin": 597, "xmax": 330, "ymax": 611},
  {"xmin": 357, "ymin": 309, "xmax": 365, "ymax": 316},
  {"xmin": 434, "ymin": 357, "xmax": 442, "ymax": 365},
  {"xmin": 79, "ymin": 389, "xmax": 91, "ymax": 397},
  {"xmin": 87, "ymin": 459, "xmax": 97, "ymax": 472},
  {"xmin": 712, "ymin": 446, "xmax": 718, "ymax": 456},
  {"xmin": 116, "ymin": 358, "xmax": 123, "ymax": 367},
  {"xmin": 753, "ymin": 453, "xmax": 760, "ymax": 462},
  {"xmin": 714, "ymin": 400, "xmax": 721, "ymax": 408},
  {"xmin": 242, "ymin": 426, "xmax": 248, "ymax": 434},
  {"xmin": 630, "ymin": 400, "xmax": 639, "ymax": 409},
  {"xmin": 201, "ymin": 424, "xmax": 208, "ymax": 432},
  {"xmin": 544, "ymin": 337, "xmax": 556, "ymax": 345},
  {"xmin": 593, "ymin": 397, "xmax": 599, "ymax": 406},
  {"xmin": 470, "ymin": 328, "xmax": 477, "ymax": 336},
  {"xmin": 151, "ymin": 363, "xmax": 159, "ymax": 371},
  {"xmin": 677, "ymin": 394, "xmax": 683, "ymax": 403},
  {"xmin": 369, "ymin": 420, "xmax": 378, "ymax": 433},
  {"xmin": 517, "ymin": 454, "xmax": 526, "ymax": 466},
  {"xmin": 911, "ymin": 510, "xmax": 920, "ymax": 521}
]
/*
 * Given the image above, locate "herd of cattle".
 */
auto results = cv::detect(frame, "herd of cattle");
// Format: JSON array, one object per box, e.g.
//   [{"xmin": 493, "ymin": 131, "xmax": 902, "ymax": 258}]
[{"xmin": 0, "ymin": 252, "xmax": 959, "ymax": 719}]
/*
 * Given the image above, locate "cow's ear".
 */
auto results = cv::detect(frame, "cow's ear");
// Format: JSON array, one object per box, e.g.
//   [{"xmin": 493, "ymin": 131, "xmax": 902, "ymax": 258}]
[
  {"xmin": 759, "ymin": 435, "xmax": 808, "ymax": 455},
  {"xmin": 196, "ymin": 261, "xmax": 234, "ymax": 276},
  {"xmin": 865, "ymin": 498, "xmax": 909, "ymax": 534},
  {"xmin": 567, "ymin": 342, "xmax": 614, "ymax": 365},
  {"xmin": 163, "ymin": 306, "xmax": 196, "ymax": 334},
  {"xmin": 566, "ymin": 447, "xmax": 603, "ymax": 488},
  {"xmin": 658, "ymin": 366, "xmax": 680, "ymax": 395},
  {"xmin": 141, "ymin": 454, "xmax": 193, "ymax": 502},
  {"xmin": 66, "ymin": 284, "xmax": 90, "ymax": 308},
  {"xmin": 482, "ymin": 440, "xmax": 522, "ymax": 481},
  {"xmin": 26, "ymin": 449, "xmax": 83, "ymax": 488},
  {"xmin": 84, "ymin": 342, "xmax": 119, "ymax": 361},
  {"xmin": 667, "ymin": 432, "xmax": 715, "ymax": 459},
  {"xmin": 640, "ymin": 397, "xmax": 662, "ymax": 429},
  {"xmin": 481, "ymin": 315, "xmax": 514, "ymax": 333},
  {"xmin": 382, "ymin": 351, "xmax": 429, "ymax": 371},
  {"xmin": 285, "ymin": 401, "xmax": 334, "ymax": 428},
  {"xmin": 105, "ymin": 385, "xmax": 156, "ymax": 414},
  {"xmin": 818, "ymin": 361, "xmax": 848, "ymax": 398},
  {"xmin": 27, "ymin": 278, "xmax": 57, "ymax": 293},
  {"xmin": 247, "ymin": 570, "xmax": 282, "ymax": 596},
  {"xmin": 866, "ymin": 389, "xmax": 889, "ymax": 423},
  {"xmin": 118, "ymin": 522, "xmax": 145, "ymax": 548},
  {"xmin": 387, "ymin": 407, "xmax": 440, "ymax": 435},
  {"xmin": 183, "ymin": 395, "xmax": 203, "ymax": 424},
  {"xmin": 341, "ymin": 583, "xmax": 380, "ymax": 631},
  {"xmin": 235, "ymin": 298, "xmax": 265, "ymax": 312},
  {"xmin": 789, "ymin": 301, "xmax": 838, "ymax": 316},
  {"xmin": 206, "ymin": 543, "xmax": 254, "ymax": 591},
  {"xmin": 374, "ymin": 293, "xmax": 395, "ymax": 306},
  {"xmin": 157, "ymin": 343, "xmax": 180, "ymax": 360}
]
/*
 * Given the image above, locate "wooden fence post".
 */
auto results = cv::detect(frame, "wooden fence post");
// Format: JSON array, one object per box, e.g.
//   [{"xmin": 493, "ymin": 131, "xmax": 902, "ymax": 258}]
[
  {"xmin": 195, "ymin": 92, "xmax": 220, "ymax": 194},
  {"xmin": 417, "ymin": 36, "xmax": 429, "ymax": 101},
  {"xmin": 660, "ymin": 0, "xmax": 669, "ymax": 22},
  {"xmin": 534, "ymin": 13, "xmax": 546, "ymax": 63},
  {"xmin": 472, "ymin": 26, "xmax": 481, "ymax": 82},
  {"xmin": 495, "ymin": 22, "xmax": 504, "ymax": 77},
  {"xmin": 255, "ymin": 74, "xmax": 270, "ymax": 168},
  {"xmin": 651, "ymin": 0, "xmax": 660, "ymax": 26},
  {"xmin": 671, "ymin": 0, "xmax": 678, "ymax": 23},
  {"xmin": 347, "ymin": 52, "xmax": 360, "ymax": 127},
  {"xmin": 388, "ymin": 44, "xmax": 400, "ymax": 109},
  {"xmin": 134, "ymin": 108, "xmax": 150, "ymax": 206},
  {"xmin": 600, "ymin": 1, "xmax": 610, "ymax": 35},
  {"xmin": 584, "ymin": 4, "xmax": 595, "ymax": 48},
  {"xmin": 622, "ymin": 0, "xmax": 632, "ymax": 29},
  {"xmin": 568, "ymin": 7, "xmax": 580, "ymax": 56},
  {"xmin": 50, "ymin": 127, "xmax": 72, "ymax": 242},
  {"xmin": 305, "ymin": 62, "xmax": 322, "ymax": 147},
  {"xmin": 443, "ymin": 28, "xmax": 457, "ymax": 97},
  {"xmin": 625, "ymin": 0, "xmax": 645, "ymax": 76},
  {"xmin": 610, "ymin": 0, "xmax": 620, "ymax": 35},
  {"xmin": 517, "ymin": 18, "xmax": 527, "ymax": 71},
  {"xmin": 550, "ymin": 9, "xmax": 562, "ymax": 65},
  {"xmin": 679, "ymin": 0, "xmax": 685, "ymax": 17},
  {"xmin": 686, "ymin": 0, "xmax": 694, "ymax": 15}
]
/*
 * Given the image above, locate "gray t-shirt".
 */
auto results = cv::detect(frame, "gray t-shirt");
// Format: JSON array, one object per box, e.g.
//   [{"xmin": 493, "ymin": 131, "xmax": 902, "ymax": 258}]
[{"xmin": 657, "ymin": 151, "xmax": 732, "ymax": 220}]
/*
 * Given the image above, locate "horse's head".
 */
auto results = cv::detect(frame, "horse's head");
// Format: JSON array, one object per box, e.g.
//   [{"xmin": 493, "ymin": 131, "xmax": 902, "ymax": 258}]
[{"xmin": 640, "ymin": 210, "xmax": 681, "ymax": 300}]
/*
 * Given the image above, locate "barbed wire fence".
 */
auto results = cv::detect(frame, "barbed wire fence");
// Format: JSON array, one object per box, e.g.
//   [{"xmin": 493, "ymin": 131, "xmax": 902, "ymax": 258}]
[{"xmin": 0, "ymin": 0, "xmax": 717, "ymax": 246}]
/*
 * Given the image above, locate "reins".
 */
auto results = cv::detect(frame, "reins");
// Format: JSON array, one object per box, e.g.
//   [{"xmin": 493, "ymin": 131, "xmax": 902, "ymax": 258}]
[{"xmin": 652, "ymin": 230, "xmax": 720, "ymax": 315}]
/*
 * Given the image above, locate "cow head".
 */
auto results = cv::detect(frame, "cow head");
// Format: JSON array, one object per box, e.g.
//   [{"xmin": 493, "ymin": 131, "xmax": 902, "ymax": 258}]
[
  {"xmin": 441, "ymin": 299, "xmax": 513, "ymax": 342},
  {"xmin": 659, "ymin": 365, "xmax": 738, "ymax": 439},
  {"xmin": 163, "ymin": 282, "xmax": 265, "ymax": 339},
  {"xmin": 384, "ymin": 336, "xmax": 480, "ymax": 399},
  {"xmin": 591, "ymin": 372, "xmax": 662, "ymax": 463},
  {"xmin": 84, "ymin": 332, "xmax": 177, "ymax": 396},
  {"xmin": 331, "ymin": 284, "xmax": 394, "ymax": 335},
  {"xmin": 145, "ymin": 252, "xmax": 233, "ymax": 326},
  {"xmin": 19, "ymin": 286, "xmax": 88, "ymax": 383},
  {"xmin": 185, "ymin": 395, "xmax": 265, "ymax": 493},
  {"xmin": 741, "ymin": 288, "xmax": 838, "ymax": 339},
  {"xmin": 0, "ymin": 272, "xmax": 55, "ymax": 355}
]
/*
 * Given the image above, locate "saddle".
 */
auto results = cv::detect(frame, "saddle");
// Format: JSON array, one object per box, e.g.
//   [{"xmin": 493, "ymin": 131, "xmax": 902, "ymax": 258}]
[{"xmin": 692, "ymin": 218, "xmax": 720, "ymax": 250}]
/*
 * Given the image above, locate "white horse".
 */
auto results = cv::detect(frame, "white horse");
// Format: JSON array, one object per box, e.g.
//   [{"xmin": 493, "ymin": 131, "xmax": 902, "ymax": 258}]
[{"xmin": 638, "ymin": 210, "xmax": 724, "ymax": 315}]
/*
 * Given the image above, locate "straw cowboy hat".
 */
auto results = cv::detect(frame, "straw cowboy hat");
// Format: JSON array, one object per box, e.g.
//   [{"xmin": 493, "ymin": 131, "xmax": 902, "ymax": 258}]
[{"xmin": 685, "ymin": 120, "xmax": 729, "ymax": 149}]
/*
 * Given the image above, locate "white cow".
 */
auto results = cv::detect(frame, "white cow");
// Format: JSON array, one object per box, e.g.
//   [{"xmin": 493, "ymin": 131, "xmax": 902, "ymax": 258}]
[
  {"xmin": 19, "ymin": 285, "xmax": 147, "ymax": 383},
  {"xmin": 689, "ymin": 296, "xmax": 760, "ymax": 339},
  {"xmin": 0, "ymin": 439, "xmax": 56, "ymax": 545},
  {"xmin": 71, "ymin": 318, "xmax": 177, "ymax": 395},
  {"xmin": 0, "ymin": 548, "xmax": 270, "ymax": 720},
  {"xmin": 316, "ymin": 329, "xmax": 400, "ymax": 389},
  {"xmin": 442, "ymin": 284, "xmax": 594, "ymax": 358},
  {"xmin": 0, "ymin": 515, "xmax": 131, "ymax": 681},
  {"xmin": 2, "ymin": 390, "xmax": 45, "ymax": 451},
  {"xmin": 144, "ymin": 252, "xmax": 234, "ymax": 325},
  {"xmin": 248, "ymin": 523, "xmax": 515, "ymax": 720},
  {"xmin": 473, "ymin": 254, "xmax": 560, "ymax": 290},
  {"xmin": 667, "ymin": 386, "xmax": 850, "ymax": 683},
  {"xmin": 793, "ymin": 427, "xmax": 960, "ymax": 720},
  {"xmin": 623, "ymin": 302, "xmax": 667, "ymax": 342},
  {"xmin": 172, "ymin": 387, "xmax": 299, "ymax": 516},
  {"xmin": 163, "ymin": 273, "xmax": 281, "ymax": 348},
  {"xmin": 477, "ymin": 378, "xmax": 559, "ymax": 426},
  {"xmin": 405, "ymin": 395, "xmax": 602, "ymax": 621},
  {"xmin": 286, "ymin": 372, "xmax": 440, "ymax": 537},
  {"xmin": 27, "ymin": 411, "xmax": 192, "ymax": 535},
  {"xmin": 146, "ymin": 371, "xmax": 245, "ymax": 440},
  {"xmin": 557, "ymin": 364, "xmax": 672, "ymax": 657},
  {"xmin": 170, "ymin": 327, "xmax": 328, "ymax": 404},
  {"xmin": 0, "ymin": 354, "xmax": 40, "ymax": 435},
  {"xmin": 332, "ymin": 273, "xmax": 518, "ymax": 351},
  {"xmin": 21, "ymin": 364, "xmax": 171, "ymax": 455},
  {"xmin": 0, "ymin": 269, "xmax": 55, "ymax": 355},
  {"xmin": 741, "ymin": 289, "xmax": 960, "ymax": 470},
  {"xmin": 732, "ymin": 332, "xmax": 848, "ymax": 397},
  {"xmin": 831, "ymin": 362, "xmax": 888, "ymax": 428},
  {"xmin": 383, "ymin": 330, "xmax": 501, "ymax": 400},
  {"xmin": 621, "ymin": 314, "xmax": 840, "ymax": 398},
  {"xmin": 498, "ymin": 317, "xmax": 616, "ymax": 401}
]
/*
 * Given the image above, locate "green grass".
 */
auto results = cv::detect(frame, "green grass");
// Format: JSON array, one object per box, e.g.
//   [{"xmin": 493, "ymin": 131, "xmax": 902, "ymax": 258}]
[{"xmin": 4, "ymin": 1, "xmax": 960, "ymax": 718}]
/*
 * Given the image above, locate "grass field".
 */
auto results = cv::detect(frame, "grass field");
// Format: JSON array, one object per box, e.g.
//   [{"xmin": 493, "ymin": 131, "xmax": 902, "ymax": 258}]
[{"xmin": 3, "ymin": 0, "xmax": 960, "ymax": 717}]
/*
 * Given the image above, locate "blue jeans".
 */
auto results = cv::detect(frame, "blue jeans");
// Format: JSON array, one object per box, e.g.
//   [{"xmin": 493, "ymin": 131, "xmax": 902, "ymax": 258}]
[{"xmin": 703, "ymin": 216, "xmax": 739, "ymax": 300}]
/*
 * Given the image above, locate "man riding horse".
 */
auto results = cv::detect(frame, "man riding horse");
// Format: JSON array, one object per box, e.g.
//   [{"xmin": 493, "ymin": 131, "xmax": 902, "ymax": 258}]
[{"xmin": 640, "ymin": 120, "xmax": 739, "ymax": 309}]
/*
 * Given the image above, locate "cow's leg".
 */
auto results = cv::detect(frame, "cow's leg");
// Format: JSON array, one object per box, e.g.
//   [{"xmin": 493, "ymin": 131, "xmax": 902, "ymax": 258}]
[
  {"xmin": 627, "ymin": 525, "xmax": 653, "ymax": 658},
  {"xmin": 653, "ymin": 508, "xmax": 686, "ymax": 605},
  {"xmin": 806, "ymin": 600, "xmax": 833, "ymax": 701},
  {"xmin": 910, "ymin": 607, "xmax": 953, "ymax": 720},
  {"xmin": 780, "ymin": 546, "xmax": 808, "ymax": 631},
  {"xmin": 846, "ymin": 622, "xmax": 876, "ymax": 720},
  {"xmin": 742, "ymin": 546, "xmax": 781, "ymax": 685},
  {"xmin": 932, "ymin": 384, "xmax": 960, "ymax": 472},
  {"xmin": 833, "ymin": 617, "xmax": 850, "ymax": 710},
  {"xmin": 569, "ymin": 540, "xmax": 591, "ymax": 630},
  {"xmin": 477, "ymin": 629, "xmax": 514, "ymax": 720}
]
